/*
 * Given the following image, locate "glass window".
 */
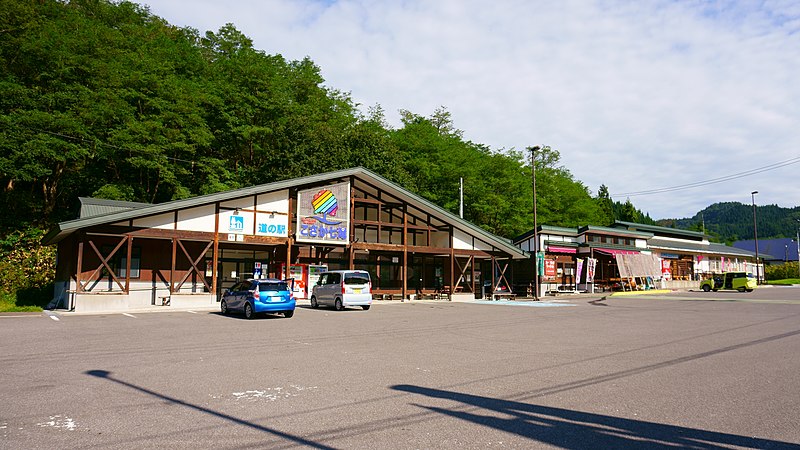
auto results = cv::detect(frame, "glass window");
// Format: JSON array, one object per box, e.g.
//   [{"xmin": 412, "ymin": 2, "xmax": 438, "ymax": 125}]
[
  {"xmin": 259, "ymin": 281, "xmax": 288, "ymax": 292},
  {"xmin": 328, "ymin": 273, "xmax": 341, "ymax": 284},
  {"xmin": 344, "ymin": 273, "xmax": 370, "ymax": 285}
]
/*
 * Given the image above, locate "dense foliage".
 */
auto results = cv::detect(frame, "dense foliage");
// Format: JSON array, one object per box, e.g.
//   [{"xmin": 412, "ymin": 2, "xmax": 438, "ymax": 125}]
[{"xmin": 659, "ymin": 203, "xmax": 800, "ymax": 244}]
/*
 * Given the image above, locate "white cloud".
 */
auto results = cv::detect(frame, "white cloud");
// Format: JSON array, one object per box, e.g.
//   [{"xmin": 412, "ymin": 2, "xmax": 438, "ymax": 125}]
[{"xmin": 142, "ymin": 0, "xmax": 800, "ymax": 219}]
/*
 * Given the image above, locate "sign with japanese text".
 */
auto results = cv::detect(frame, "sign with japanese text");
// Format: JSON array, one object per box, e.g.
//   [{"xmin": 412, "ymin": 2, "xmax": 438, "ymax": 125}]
[{"xmin": 296, "ymin": 182, "xmax": 350, "ymax": 245}]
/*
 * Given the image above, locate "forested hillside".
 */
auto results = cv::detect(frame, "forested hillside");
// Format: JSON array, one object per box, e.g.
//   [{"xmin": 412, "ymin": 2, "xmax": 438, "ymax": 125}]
[
  {"xmin": 659, "ymin": 203, "xmax": 800, "ymax": 244},
  {"xmin": 0, "ymin": 0, "xmax": 654, "ymax": 304}
]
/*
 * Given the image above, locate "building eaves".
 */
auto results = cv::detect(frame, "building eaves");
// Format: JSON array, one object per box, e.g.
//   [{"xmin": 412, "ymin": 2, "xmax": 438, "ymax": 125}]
[
  {"xmin": 579, "ymin": 225, "xmax": 653, "ymax": 239},
  {"xmin": 45, "ymin": 167, "xmax": 527, "ymax": 259},
  {"xmin": 612, "ymin": 221, "xmax": 705, "ymax": 239}
]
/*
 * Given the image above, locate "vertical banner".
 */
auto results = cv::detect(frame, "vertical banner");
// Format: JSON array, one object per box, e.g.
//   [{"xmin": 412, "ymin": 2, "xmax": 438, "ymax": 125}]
[
  {"xmin": 576, "ymin": 258, "xmax": 584, "ymax": 283},
  {"xmin": 586, "ymin": 258, "xmax": 596, "ymax": 283},
  {"xmin": 536, "ymin": 251, "xmax": 545, "ymax": 275},
  {"xmin": 296, "ymin": 182, "xmax": 350, "ymax": 245}
]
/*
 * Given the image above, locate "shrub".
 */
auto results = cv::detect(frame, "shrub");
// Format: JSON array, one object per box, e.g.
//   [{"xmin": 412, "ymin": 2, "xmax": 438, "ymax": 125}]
[
  {"xmin": 765, "ymin": 262, "xmax": 799, "ymax": 281},
  {"xmin": 0, "ymin": 227, "xmax": 56, "ymax": 310}
]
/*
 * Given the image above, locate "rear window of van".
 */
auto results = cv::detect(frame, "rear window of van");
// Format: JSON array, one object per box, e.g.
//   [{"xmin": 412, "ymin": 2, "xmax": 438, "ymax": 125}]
[{"xmin": 344, "ymin": 273, "xmax": 370, "ymax": 285}]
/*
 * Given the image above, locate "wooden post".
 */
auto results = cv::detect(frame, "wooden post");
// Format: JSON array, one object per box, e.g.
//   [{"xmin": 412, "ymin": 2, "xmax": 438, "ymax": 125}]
[
  {"xmin": 471, "ymin": 255, "xmax": 476, "ymax": 297},
  {"xmin": 213, "ymin": 202, "xmax": 220, "ymax": 297},
  {"xmin": 402, "ymin": 204, "xmax": 408, "ymax": 299},
  {"xmin": 125, "ymin": 235, "xmax": 132, "ymax": 294},
  {"xmin": 212, "ymin": 236, "xmax": 219, "ymax": 296},
  {"xmin": 170, "ymin": 238, "xmax": 177, "ymax": 294},
  {"xmin": 491, "ymin": 256, "xmax": 496, "ymax": 300},
  {"xmin": 76, "ymin": 238, "xmax": 84, "ymax": 293}
]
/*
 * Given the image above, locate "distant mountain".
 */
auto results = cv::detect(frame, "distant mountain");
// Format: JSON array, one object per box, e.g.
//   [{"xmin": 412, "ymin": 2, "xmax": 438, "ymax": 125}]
[{"xmin": 657, "ymin": 202, "xmax": 800, "ymax": 244}]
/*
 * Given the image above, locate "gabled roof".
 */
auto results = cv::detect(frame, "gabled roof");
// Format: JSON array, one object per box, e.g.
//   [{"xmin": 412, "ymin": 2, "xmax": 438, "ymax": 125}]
[
  {"xmin": 79, "ymin": 197, "xmax": 151, "ymax": 219},
  {"xmin": 45, "ymin": 167, "xmax": 527, "ymax": 258},
  {"xmin": 578, "ymin": 225, "xmax": 653, "ymax": 239},
  {"xmin": 612, "ymin": 221, "xmax": 705, "ymax": 241},
  {"xmin": 513, "ymin": 225, "xmax": 577, "ymax": 244},
  {"xmin": 648, "ymin": 238, "xmax": 756, "ymax": 257}
]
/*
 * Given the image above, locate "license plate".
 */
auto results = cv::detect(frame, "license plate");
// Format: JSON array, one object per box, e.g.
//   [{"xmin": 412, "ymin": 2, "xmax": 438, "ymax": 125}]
[
  {"xmin": 270, "ymin": 296, "xmax": 282, "ymax": 302},
  {"xmin": 353, "ymin": 289, "xmax": 361, "ymax": 294}
]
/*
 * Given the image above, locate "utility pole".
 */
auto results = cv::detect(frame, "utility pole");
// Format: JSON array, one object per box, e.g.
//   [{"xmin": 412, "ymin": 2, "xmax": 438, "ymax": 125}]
[
  {"xmin": 751, "ymin": 191, "xmax": 759, "ymax": 284},
  {"xmin": 796, "ymin": 219, "xmax": 800, "ymax": 278},
  {"xmin": 529, "ymin": 146, "xmax": 540, "ymax": 301}
]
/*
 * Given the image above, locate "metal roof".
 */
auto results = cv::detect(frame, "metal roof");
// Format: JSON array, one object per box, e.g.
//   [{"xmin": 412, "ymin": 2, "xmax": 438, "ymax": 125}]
[
  {"xmin": 78, "ymin": 197, "xmax": 151, "ymax": 219},
  {"xmin": 648, "ymin": 238, "xmax": 756, "ymax": 258},
  {"xmin": 44, "ymin": 167, "xmax": 528, "ymax": 259},
  {"xmin": 612, "ymin": 221, "xmax": 705, "ymax": 240}
]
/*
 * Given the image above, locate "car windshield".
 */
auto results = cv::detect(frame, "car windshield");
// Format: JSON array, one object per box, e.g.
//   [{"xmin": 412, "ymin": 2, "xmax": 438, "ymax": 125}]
[
  {"xmin": 258, "ymin": 282, "xmax": 288, "ymax": 292},
  {"xmin": 344, "ymin": 274, "xmax": 369, "ymax": 285}
]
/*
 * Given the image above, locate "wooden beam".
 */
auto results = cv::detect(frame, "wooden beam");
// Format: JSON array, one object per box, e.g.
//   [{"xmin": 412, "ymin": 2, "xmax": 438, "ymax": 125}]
[
  {"xmin": 76, "ymin": 238, "xmax": 84, "ymax": 293},
  {"xmin": 83, "ymin": 237, "xmax": 127, "ymax": 292}
]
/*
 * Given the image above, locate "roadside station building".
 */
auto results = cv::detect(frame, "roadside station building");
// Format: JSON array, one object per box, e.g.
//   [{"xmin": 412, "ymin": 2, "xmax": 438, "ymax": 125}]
[
  {"xmin": 43, "ymin": 167, "xmax": 527, "ymax": 312},
  {"xmin": 515, "ymin": 221, "xmax": 759, "ymax": 294}
]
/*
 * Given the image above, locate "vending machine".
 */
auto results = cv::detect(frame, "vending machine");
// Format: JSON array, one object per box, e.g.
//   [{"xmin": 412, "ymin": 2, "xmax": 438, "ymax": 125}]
[{"xmin": 277, "ymin": 264, "xmax": 328, "ymax": 299}]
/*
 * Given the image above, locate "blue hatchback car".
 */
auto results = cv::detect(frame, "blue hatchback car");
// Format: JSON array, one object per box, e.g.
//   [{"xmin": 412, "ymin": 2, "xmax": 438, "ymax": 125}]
[{"xmin": 220, "ymin": 279, "xmax": 295, "ymax": 319}]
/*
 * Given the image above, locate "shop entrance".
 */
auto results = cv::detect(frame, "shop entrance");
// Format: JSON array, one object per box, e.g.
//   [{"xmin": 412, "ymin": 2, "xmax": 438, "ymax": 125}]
[{"xmin": 207, "ymin": 248, "xmax": 273, "ymax": 298}]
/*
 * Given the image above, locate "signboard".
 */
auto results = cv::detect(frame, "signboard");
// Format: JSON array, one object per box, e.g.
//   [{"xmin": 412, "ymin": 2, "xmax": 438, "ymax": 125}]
[
  {"xmin": 296, "ymin": 182, "xmax": 350, "ymax": 245},
  {"xmin": 544, "ymin": 259, "xmax": 557, "ymax": 278},
  {"xmin": 576, "ymin": 258, "xmax": 584, "ymax": 283}
]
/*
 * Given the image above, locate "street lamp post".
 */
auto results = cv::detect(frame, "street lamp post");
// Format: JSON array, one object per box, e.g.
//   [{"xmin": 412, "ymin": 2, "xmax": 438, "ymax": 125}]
[
  {"xmin": 529, "ymin": 145, "xmax": 540, "ymax": 301},
  {"xmin": 751, "ymin": 191, "xmax": 759, "ymax": 284},
  {"xmin": 796, "ymin": 219, "xmax": 800, "ymax": 278}
]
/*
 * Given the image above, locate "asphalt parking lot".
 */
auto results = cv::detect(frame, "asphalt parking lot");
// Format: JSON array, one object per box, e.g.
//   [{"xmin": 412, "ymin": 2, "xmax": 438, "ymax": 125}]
[{"xmin": 2, "ymin": 287, "xmax": 799, "ymax": 449}]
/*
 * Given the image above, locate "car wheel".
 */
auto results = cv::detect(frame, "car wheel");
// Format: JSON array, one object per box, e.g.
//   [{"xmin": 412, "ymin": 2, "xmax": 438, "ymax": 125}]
[
  {"xmin": 361, "ymin": 305, "xmax": 370, "ymax": 310},
  {"xmin": 702, "ymin": 285, "xmax": 710, "ymax": 292},
  {"xmin": 310, "ymin": 296, "xmax": 319, "ymax": 309},
  {"xmin": 220, "ymin": 299, "xmax": 228, "ymax": 314},
  {"xmin": 746, "ymin": 289, "xmax": 754, "ymax": 292},
  {"xmin": 244, "ymin": 302, "xmax": 254, "ymax": 320},
  {"xmin": 712, "ymin": 289, "xmax": 718, "ymax": 292},
  {"xmin": 335, "ymin": 298, "xmax": 344, "ymax": 311},
  {"xmin": 738, "ymin": 287, "xmax": 746, "ymax": 292},
  {"xmin": 283, "ymin": 310, "xmax": 294, "ymax": 318}
]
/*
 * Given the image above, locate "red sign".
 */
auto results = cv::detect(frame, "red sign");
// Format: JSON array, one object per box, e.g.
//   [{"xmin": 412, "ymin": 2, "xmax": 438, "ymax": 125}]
[{"xmin": 544, "ymin": 259, "xmax": 557, "ymax": 278}]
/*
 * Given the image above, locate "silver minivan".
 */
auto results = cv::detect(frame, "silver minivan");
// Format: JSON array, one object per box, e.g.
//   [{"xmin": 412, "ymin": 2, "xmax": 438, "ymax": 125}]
[{"xmin": 310, "ymin": 270, "xmax": 372, "ymax": 310}]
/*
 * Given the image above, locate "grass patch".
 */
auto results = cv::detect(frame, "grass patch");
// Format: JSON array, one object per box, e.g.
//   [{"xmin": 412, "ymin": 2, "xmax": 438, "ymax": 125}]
[
  {"xmin": 0, "ymin": 286, "xmax": 52, "ymax": 313},
  {"xmin": 766, "ymin": 279, "xmax": 800, "ymax": 286}
]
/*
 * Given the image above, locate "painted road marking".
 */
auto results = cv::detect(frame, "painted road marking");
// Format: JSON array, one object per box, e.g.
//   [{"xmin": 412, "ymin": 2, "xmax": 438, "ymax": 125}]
[
  {"xmin": 44, "ymin": 311, "xmax": 60, "ymax": 321},
  {"xmin": 471, "ymin": 300, "xmax": 576, "ymax": 307},
  {"xmin": 122, "ymin": 313, "xmax": 137, "ymax": 319},
  {"xmin": 186, "ymin": 310, "xmax": 198, "ymax": 314}
]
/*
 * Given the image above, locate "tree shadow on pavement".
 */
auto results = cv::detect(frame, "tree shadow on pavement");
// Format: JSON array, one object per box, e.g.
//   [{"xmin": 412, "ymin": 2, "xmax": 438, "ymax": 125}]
[{"xmin": 392, "ymin": 384, "xmax": 799, "ymax": 449}]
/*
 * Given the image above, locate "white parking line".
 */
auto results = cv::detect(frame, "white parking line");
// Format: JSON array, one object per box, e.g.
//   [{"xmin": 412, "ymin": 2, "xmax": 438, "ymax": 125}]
[
  {"xmin": 122, "ymin": 313, "xmax": 137, "ymax": 319},
  {"xmin": 186, "ymin": 310, "xmax": 198, "ymax": 314}
]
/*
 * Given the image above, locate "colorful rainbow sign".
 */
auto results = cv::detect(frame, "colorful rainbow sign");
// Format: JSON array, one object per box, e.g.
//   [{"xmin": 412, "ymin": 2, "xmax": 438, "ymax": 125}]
[
  {"xmin": 297, "ymin": 182, "xmax": 350, "ymax": 245},
  {"xmin": 312, "ymin": 189, "xmax": 338, "ymax": 217}
]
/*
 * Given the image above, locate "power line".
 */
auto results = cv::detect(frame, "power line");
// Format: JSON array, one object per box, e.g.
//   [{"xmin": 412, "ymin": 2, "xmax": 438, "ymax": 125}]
[{"xmin": 613, "ymin": 155, "xmax": 800, "ymax": 197}]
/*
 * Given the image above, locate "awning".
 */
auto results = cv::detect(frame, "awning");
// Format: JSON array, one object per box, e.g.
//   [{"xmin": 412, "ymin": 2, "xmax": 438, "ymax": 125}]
[
  {"xmin": 548, "ymin": 245, "xmax": 576, "ymax": 254},
  {"xmin": 594, "ymin": 248, "xmax": 639, "ymax": 256}
]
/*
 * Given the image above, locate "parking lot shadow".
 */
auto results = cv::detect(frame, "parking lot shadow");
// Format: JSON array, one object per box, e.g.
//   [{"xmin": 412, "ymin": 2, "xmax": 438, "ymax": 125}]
[
  {"xmin": 392, "ymin": 385, "xmax": 799, "ymax": 449},
  {"xmin": 85, "ymin": 370, "xmax": 334, "ymax": 449}
]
